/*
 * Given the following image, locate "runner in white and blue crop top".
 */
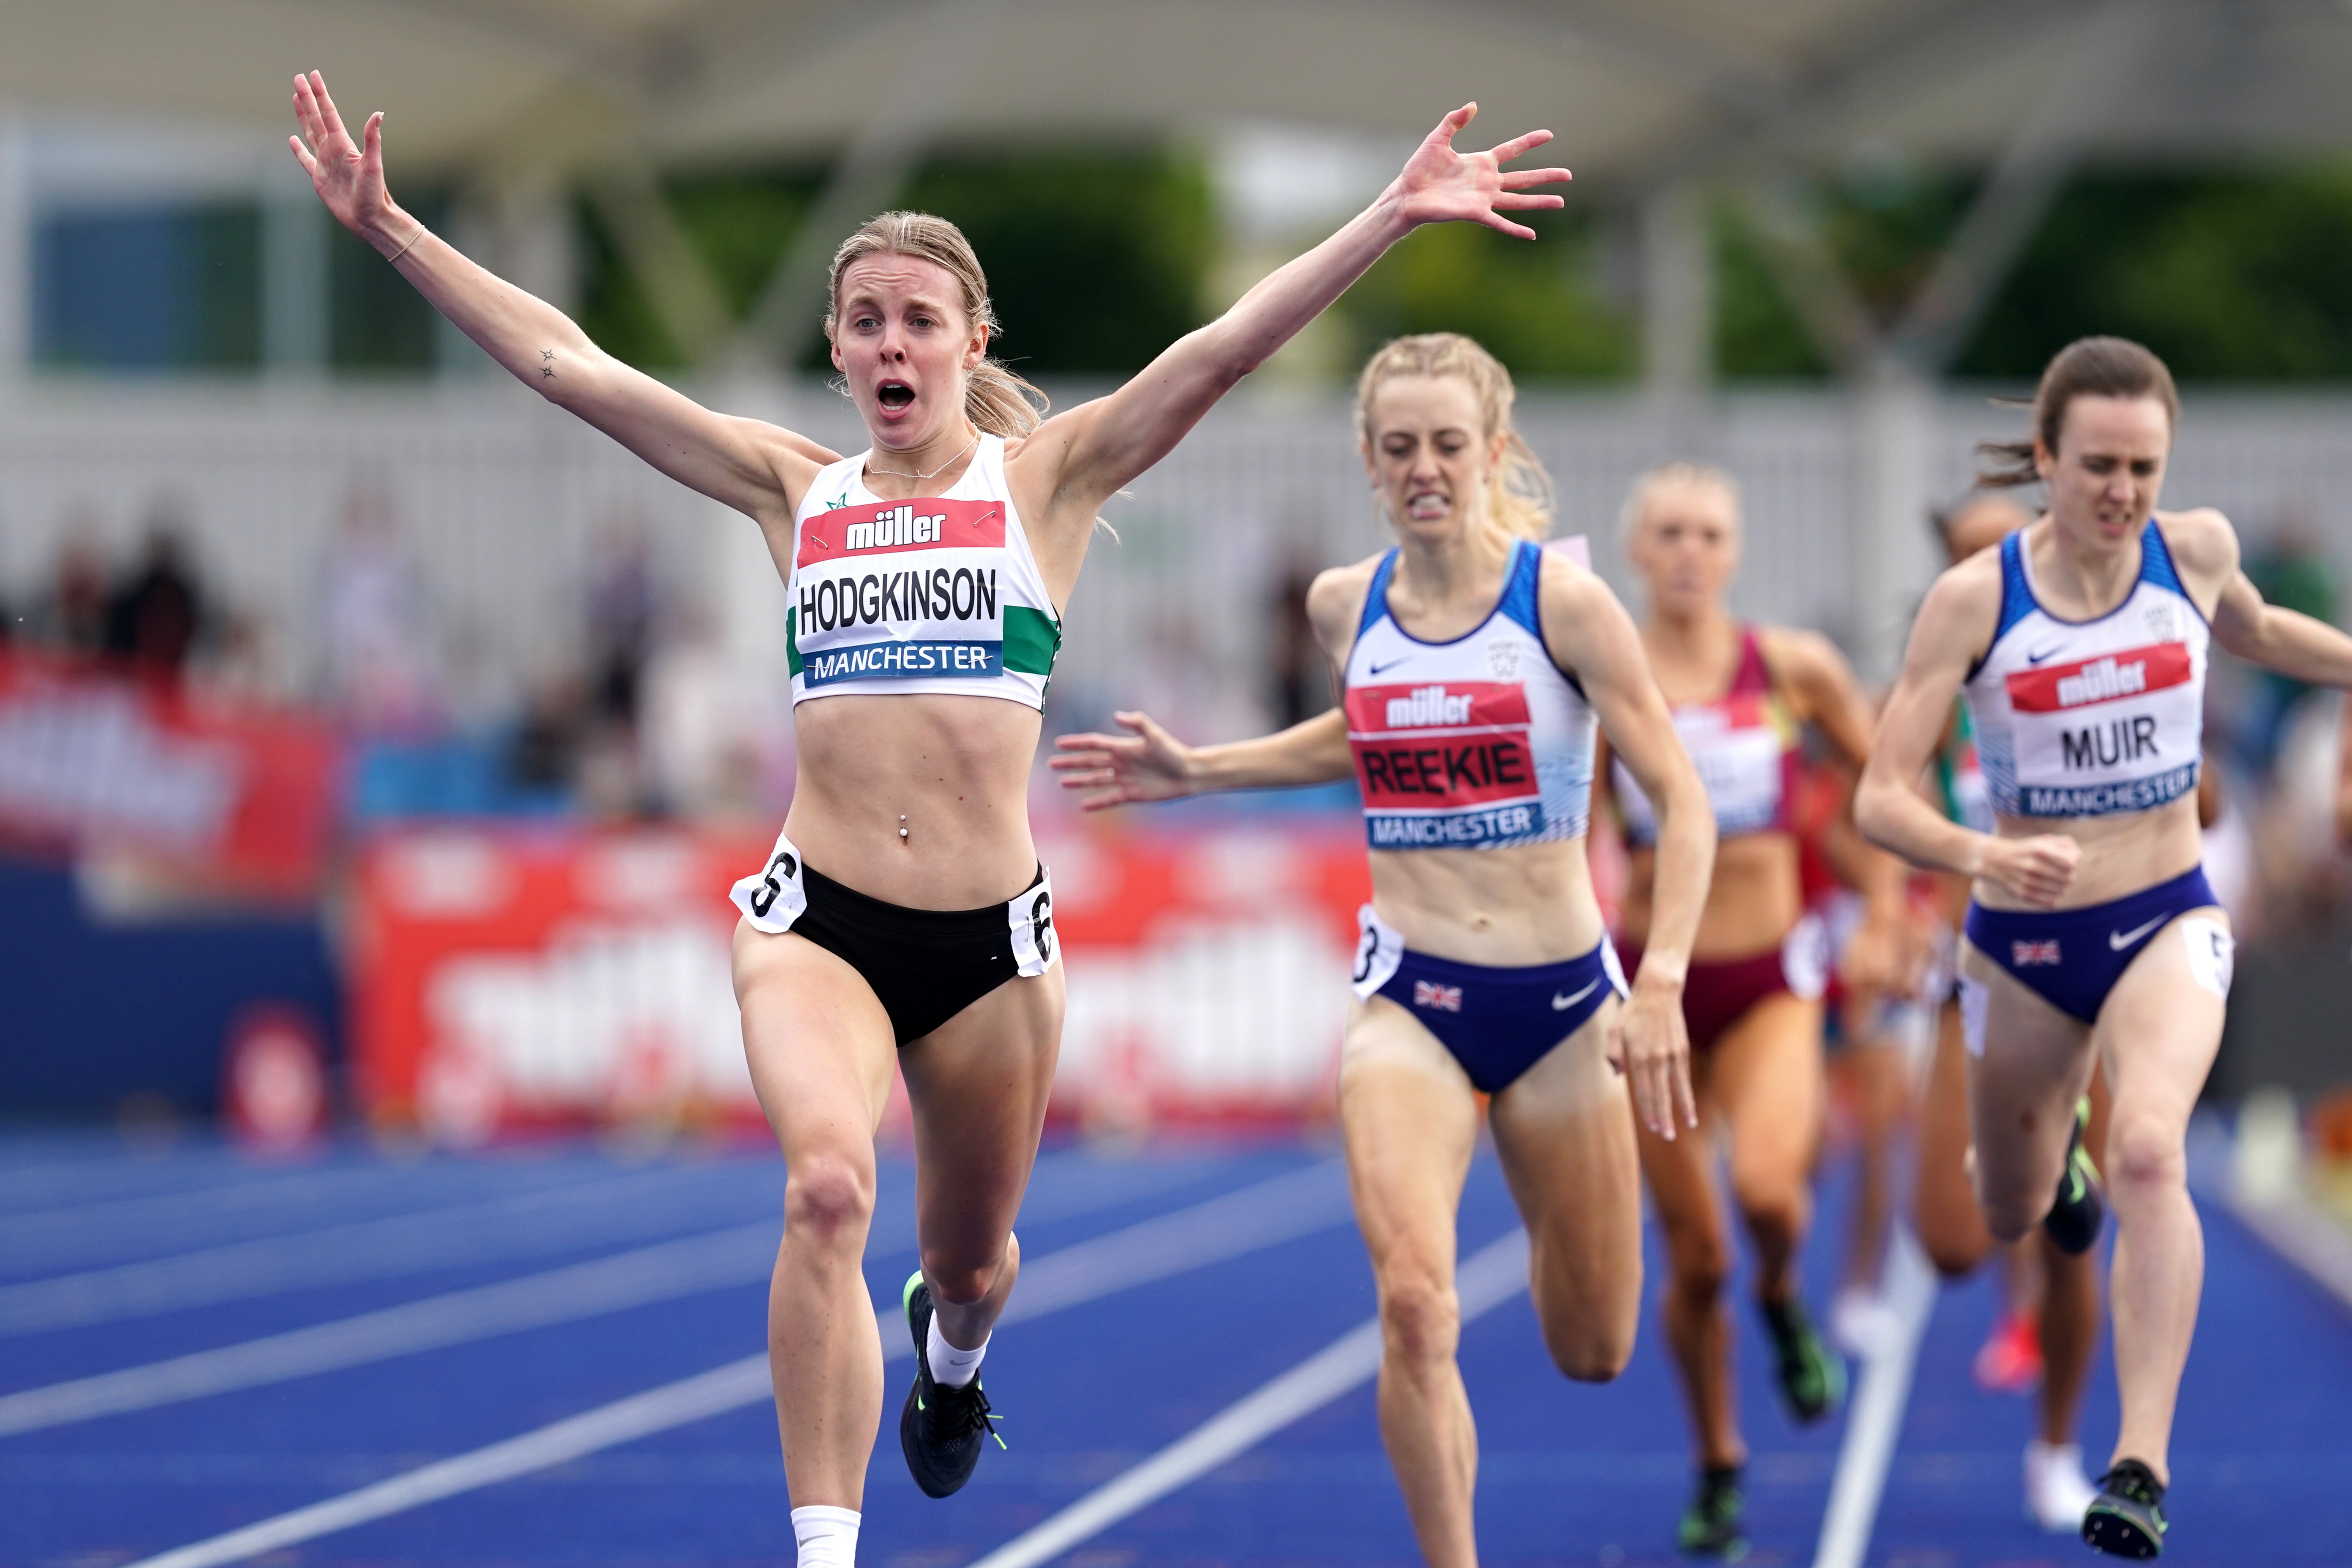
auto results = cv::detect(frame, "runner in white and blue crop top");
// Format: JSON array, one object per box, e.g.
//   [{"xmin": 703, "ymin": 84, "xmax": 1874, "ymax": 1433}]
[
  {"xmin": 294, "ymin": 72, "xmax": 1578, "ymax": 1557},
  {"xmin": 1055, "ymin": 332, "xmax": 1716, "ymax": 1568},
  {"xmin": 1857, "ymin": 336, "xmax": 2352, "ymax": 1555}
]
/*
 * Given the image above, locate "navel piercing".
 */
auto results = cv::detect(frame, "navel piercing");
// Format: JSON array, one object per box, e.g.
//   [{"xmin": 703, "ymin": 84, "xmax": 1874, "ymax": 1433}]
[{"xmin": 899, "ymin": 814, "xmax": 909, "ymax": 840}]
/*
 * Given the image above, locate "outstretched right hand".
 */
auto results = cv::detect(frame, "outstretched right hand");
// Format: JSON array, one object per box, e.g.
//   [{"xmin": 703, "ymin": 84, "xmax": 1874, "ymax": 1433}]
[
  {"xmin": 1975, "ymin": 832, "xmax": 2081, "ymax": 907},
  {"xmin": 1051, "ymin": 711, "xmax": 1198, "ymax": 811},
  {"xmin": 287, "ymin": 70, "xmax": 403, "ymax": 252}
]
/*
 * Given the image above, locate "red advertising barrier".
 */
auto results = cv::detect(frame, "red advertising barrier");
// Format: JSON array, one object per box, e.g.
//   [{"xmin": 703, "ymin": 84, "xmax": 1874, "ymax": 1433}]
[
  {"xmin": 350, "ymin": 821, "xmax": 1374, "ymax": 1141},
  {"xmin": 0, "ymin": 649, "xmax": 340, "ymax": 897}
]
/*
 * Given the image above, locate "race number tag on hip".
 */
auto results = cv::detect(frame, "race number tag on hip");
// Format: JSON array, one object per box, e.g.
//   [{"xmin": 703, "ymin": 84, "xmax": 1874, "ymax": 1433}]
[
  {"xmin": 1009, "ymin": 870, "xmax": 1057, "ymax": 977},
  {"xmin": 730, "ymin": 830, "xmax": 808, "ymax": 934},
  {"xmin": 2180, "ymin": 916, "xmax": 2234, "ymax": 1000},
  {"xmin": 1350, "ymin": 905, "xmax": 1405, "ymax": 1001}
]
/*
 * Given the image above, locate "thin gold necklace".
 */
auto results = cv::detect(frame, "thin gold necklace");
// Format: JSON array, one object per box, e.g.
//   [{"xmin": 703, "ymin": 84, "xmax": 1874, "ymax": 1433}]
[{"xmin": 865, "ymin": 430, "xmax": 980, "ymax": 483}]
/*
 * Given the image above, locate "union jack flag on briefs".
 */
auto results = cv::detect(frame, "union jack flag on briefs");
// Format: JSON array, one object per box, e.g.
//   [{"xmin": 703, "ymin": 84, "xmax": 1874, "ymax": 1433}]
[
  {"xmin": 2011, "ymin": 939, "xmax": 2062, "ymax": 966},
  {"xmin": 1413, "ymin": 979, "xmax": 1464, "ymax": 1012}
]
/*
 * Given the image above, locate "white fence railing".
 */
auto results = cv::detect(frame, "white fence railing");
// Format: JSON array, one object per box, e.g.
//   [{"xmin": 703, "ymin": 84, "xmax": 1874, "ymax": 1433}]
[{"xmin": 4, "ymin": 378, "xmax": 2349, "ymax": 740}]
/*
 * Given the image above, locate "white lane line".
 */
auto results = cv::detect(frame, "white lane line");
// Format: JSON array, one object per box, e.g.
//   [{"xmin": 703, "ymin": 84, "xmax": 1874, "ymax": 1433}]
[
  {"xmin": 0, "ymin": 1166, "xmax": 770, "ymax": 1336},
  {"xmin": 112, "ymin": 1159, "xmax": 1353, "ymax": 1568},
  {"xmin": 0, "ymin": 1149, "xmax": 1231, "ymax": 1434},
  {"xmin": 1810, "ymin": 1226, "xmax": 1937, "ymax": 1568},
  {"xmin": 962, "ymin": 1227, "xmax": 1529, "ymax": 1568},
  {"xmin": 2222, "ymin": 1189, "xmax": 2352, "ymax": 1314}
]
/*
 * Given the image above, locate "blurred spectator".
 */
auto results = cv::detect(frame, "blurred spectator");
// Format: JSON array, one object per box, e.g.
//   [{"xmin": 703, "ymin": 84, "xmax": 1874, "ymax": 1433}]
[
  {"xmin": 505, "ymin": 669, "xmax": 588, "ymax": 797},
  {"xmin": 584, "ymin": 518, "xmax": 661, "ymax": 729},
  {"xmin": 318, "ymin": 485, "xmax": 444, "ymax": 734},
  {"xmin": 1268, "ymin": 554, "xmax": 1327, "ymax": 729},
  {"xmin": 25, "ymin": 528, "xmax": 112, "ymax": 656},
  {"xmin": 105, "ymin": 523, "xmax": 207, "ymax": 676},
  {"xmin": 198, "ymin": 608, "xmax": 299, "ymax": 708},
  {"xmin": 2234, "ymin": 517, "xmax": 2336, "ymax": 773},
  {"xmin": 641, "ymin": 603, "xmax": 765, "ymax": 821}
]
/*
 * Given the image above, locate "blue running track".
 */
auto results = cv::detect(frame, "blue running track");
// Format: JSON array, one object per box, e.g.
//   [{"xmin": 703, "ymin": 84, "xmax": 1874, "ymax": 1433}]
[{"xmin": 0, "ymin": 1130, "xmax": 2346, "ymax": 1568}]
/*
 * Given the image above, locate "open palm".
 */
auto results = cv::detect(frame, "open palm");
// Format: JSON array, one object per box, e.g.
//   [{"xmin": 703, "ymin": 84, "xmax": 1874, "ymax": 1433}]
[
  {"xmin": 1387, "ymin": 103, "xmax": 1571, "ymax": 240},
  {"xmin": 287, "ymin": 71, "xmax": 392, "ymax": 242}
]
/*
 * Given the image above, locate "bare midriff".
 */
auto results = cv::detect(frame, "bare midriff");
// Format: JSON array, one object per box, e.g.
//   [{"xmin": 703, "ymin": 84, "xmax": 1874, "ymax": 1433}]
[
  {"xmin": 1619, "ymin": 831, "xmax": 1801, "ymax": 961},
  {"xmin": 1368, "ymin": 836, "xmax": 1608, "ymax": 968},
  {"xmin": 1972, "ymin": 793, "xmax": 2204, "ymax": 912},
  {"xmin": 782, "ymin": 691, "xmax": 1044, "ymax": 910}
]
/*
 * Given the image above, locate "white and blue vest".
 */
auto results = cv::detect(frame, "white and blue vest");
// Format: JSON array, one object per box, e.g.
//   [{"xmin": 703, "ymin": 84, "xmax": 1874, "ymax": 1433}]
[{"xmin": 1964, "ymin": 522, "xmax": 2208, "ymax": 820}]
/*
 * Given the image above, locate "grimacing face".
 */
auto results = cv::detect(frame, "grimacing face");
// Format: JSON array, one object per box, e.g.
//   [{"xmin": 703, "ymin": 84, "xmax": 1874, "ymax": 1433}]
[
  {"xmin": 2035, "ymin": 394, "xmax": 2171, "ymax": 549},
  {"xmin": 1360, "ymin": 373, "xmax": 1505, "ymax": 543},
  {"xmin": 1628, "ymin": 479, "xmax": 1740, "ymax": 618},
  {"xmin": 829, "ymin": 252, "xmax": 988, "ymax": 450}
]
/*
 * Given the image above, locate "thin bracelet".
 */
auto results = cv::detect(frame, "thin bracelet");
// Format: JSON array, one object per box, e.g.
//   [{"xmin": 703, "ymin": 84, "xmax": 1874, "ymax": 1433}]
[{"xmin": 384, "ymin": 226, "xmax": 427, "ymax": 264}]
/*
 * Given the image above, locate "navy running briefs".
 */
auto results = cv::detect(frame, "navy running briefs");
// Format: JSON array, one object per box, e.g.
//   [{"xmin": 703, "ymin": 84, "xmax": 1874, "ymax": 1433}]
[
  {"xmin": 1374, "ymin": 938, "xmax": 1626, "ymax": 1094},
  {"xmin": 1964, "ymin": 865, "xmax": 2218, "ymax": 1024}
]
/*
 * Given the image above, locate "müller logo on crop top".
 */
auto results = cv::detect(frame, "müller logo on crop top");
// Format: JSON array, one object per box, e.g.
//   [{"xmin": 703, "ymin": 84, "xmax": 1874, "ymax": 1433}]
[
  {"xmin": 797, "ymin": 499, "xmax": 1003, "ymax": 567},
  {"xmin": 1385, "ymin": 686, "xmax": 1476, "ymax": 729},
  {"xmin": 2007, "ymin": 642, "xmax": 2189, "ymax": 713}
]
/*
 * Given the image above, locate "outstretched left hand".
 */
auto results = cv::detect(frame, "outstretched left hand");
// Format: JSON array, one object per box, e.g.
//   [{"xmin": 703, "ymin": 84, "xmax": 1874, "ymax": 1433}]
[{"xmin": 1385, "ymin": 103, "xmax": 1571, "ymax": 240}]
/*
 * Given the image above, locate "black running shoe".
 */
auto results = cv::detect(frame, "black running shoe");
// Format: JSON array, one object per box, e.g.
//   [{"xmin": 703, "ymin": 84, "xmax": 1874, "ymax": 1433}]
[
  {"xmin": 898, "ymin": 1270, "xmax": 1001, "ymax": 1498},
  {"xmin": 2044, "ymin": 1096, "xmax": 2104, "ymax": 1256},
  {"xmin": 1677, "ymin": 1464, "xmax": 1748, "ymax": 1559},
  {"xmin": 1761, "ymin": 1295, "xmax": 1846, "ymax": 1425},
  {"xmin": 2082, "ymin": 1457, "xmax": 2167, "ymax": 1558}
]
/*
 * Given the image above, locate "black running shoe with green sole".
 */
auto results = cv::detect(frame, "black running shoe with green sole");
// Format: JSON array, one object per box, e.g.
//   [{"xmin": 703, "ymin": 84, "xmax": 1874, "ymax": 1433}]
[
  {"xmin": 898, "ymin": 1270, "xmax": 1001, "ymax": 1499},
  {"xmin": 1677, "ymin": 1465, "xmax": 1748, "ymax": 1560},
  {"xmin": 2083, "ymin": 1458, "xmax": 2167, "ymax": 1558},
  {"xmin": 1761, "ymin": 1295, "xmax": 1846, "ymax": 1425},
  {"xmin": 2045, "ymin": 1096, "xmax": 2104, "ymax": 1256}
]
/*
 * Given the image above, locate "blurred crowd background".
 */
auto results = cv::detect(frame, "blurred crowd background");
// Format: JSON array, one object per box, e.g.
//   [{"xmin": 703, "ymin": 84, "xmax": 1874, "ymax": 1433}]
[{"xmin": 3, "ymin": 1, "xmax": 2352, "ymax": 1179}]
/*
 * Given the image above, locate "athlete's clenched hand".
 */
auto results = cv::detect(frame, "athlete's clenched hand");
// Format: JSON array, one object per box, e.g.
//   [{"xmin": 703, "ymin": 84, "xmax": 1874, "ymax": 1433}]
[
  {"xmin": 1608, "ymin": 978, "xmax": 1697, "ymax": 1140},
  {"xmin": 1050, "ymin": 711, "xmax": 1196, "ymax": 810},
  {"xmin": 1383, "ymin": 104, "xmax": 1571, "ymax": 241},
  {"xmin": 1975, "ymin": 833, "xmax": 2081, "ymax": 908}
]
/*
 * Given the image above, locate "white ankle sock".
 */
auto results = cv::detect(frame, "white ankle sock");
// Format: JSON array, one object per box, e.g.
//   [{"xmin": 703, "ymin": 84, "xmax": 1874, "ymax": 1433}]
[
  {"xmin": 792, "ymin": 1504, "xmax": 859, "ymax": 1568},
  {"xmin": 927, "ymin": 1314, "xmax": 988, "ymax": 1387}
]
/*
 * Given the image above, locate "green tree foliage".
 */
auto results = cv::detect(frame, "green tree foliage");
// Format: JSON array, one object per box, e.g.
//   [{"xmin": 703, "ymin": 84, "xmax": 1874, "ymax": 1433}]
[
  {"xmin": 1333, "ymin": 207, "xmax": 1634, "ymax": 381},
  {"xmin": 1960, "ymin": 171, "xmax": 2352, "ymax": 380}
]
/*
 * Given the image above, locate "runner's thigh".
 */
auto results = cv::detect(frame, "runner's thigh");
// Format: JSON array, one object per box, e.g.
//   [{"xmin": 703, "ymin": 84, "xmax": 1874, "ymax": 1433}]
[
  {"xmin": 2094, "ymin": 910, "xmax": 2230, "ymax": 1177},
  {"xmin": 734, "ymin": 922, "xmax": 899, "ymax": 1163},
  {"xmin": 1489, "ymin": 1000, "xmax": 1642, "ymax": 1370},
  {"xmin": 1957, "ymin": 942, "xmax": 2092, "ymax": 1231},
  {"xmin": 900, "ymin": 963, "xmax": 1066, "ymax": 1277},
  {"xmin": 1707, "ymin": 992, "xmax": 1824, "ymax": 1208},
  {"xmin": 1339, "ymin": 998, "xmax": 1482, "ymax": 1291}
]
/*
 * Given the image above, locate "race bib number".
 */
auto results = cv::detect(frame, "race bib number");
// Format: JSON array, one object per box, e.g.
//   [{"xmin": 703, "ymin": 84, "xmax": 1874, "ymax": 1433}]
[
  {"xmin": 1008, "ymin": 872, "xmax": 1057, "ymax": 977},
  {"xmin": 730, "ymin": 831, "xmax": 808, "ymax": 934},
  {"xmin": 792, "ymin": 498, "xmax": 1011, "ymax": 687},
  {"xmin": 1346, "ymin": 681, "xmax": 1546, "ymax": 849},
  {"xmin": 2004, "ymin": 642, "xmax": 2201, "ymax": 816},
  {"xmin": 1349, "ymin": 905, "xmax": 1405, "ymax": 1000}
]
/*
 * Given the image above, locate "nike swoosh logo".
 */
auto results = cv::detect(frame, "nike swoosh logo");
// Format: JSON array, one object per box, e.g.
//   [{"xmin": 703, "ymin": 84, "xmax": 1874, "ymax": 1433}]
[
  {"xmin": 1553, "ymin": 978, "xmax": 1602, "ymax": 1010},
  {"xmin": 2026, "ymin": 646, "xmax": 2065, "ymax": 664},
  {"xmin": 1369, "ymin": 657, "xmax": 1411, "ymax": 675},
  {"xmin": 2109, "ymin": 917, "xmax": 2167, "ymax": 950}
]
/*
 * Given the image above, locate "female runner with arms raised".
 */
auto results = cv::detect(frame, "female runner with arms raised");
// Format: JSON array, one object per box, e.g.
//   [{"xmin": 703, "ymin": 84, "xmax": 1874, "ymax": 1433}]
[
  {"xmin": 287, "ymin": 72, "xmax": 1569, "ymax": 1567},
  {"xmin": 1053, "ymin": 333, "xmax": 1714, "ymax": 1568},
  {"xmin": 1857, "ymin": 336, "xmax": 2352, "ymax": 1558}
]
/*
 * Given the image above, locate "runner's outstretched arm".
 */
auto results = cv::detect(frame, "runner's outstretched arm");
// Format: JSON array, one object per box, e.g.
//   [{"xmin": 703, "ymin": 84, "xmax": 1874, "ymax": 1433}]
[
  {"xmin": 1051, "ymin": 708, "xmax": 1351, "ymax": 810},
  {"xmin": 1025, "ymin": 105, "xmax": 1569, "ymax": 523},
  {"xmin": 286, "ymin": 71, "xmax": 836, "ymax": 520}
]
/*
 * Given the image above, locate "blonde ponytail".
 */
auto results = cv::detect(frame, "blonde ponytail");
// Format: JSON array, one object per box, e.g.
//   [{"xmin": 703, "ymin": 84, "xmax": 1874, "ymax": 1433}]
[
  {"xmin": 1353, "ymin": 333, "xmax": 1554, "ymax": 542},
  {"xmin": 824, "ymin": 211, "xmax": 1048, "ymax": 438}
]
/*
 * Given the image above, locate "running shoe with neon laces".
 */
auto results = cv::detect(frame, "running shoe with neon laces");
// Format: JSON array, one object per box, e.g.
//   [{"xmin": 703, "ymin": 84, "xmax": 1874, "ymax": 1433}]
[
  {"xmin": 1972, "ymin": 1310, "xmax": 2043, "ymax": 1393},
  {"xmin": 2044, "ymin": 1096, "xmax": 2104, "ymax": 1256},
  {"xmin": 2024, "ymin": 1438, "xmax": 2098, "ymax": 1532},
  {"xmin": 1676, "ymin": 1464, "xmax": 1747, "ymax": 1559},
  {"xmin": 898, "ymin": 1270, "xmax": 1002, "ymax": 1499},
  {"xmin": 2082, "ymin": 1457, "xmax": 2167, "ymax": 1558},
  {"xmin": 1761, "ymin": 1294, "xmax": 1846, "ymax": 1425}
]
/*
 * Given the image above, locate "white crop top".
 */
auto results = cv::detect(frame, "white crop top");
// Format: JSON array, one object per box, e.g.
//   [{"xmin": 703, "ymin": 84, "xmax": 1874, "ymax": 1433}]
[
  {"xmin": 1342, "ymin": 540, "xmax": 1598, "ymax": 850},
  {"xmin": 1964, "ymin": 521, "xmax": 2208, "ymax": 819},
  {"xmin": 787, "ymin": 435, "xmax": 1061, "ymax": 707}
]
